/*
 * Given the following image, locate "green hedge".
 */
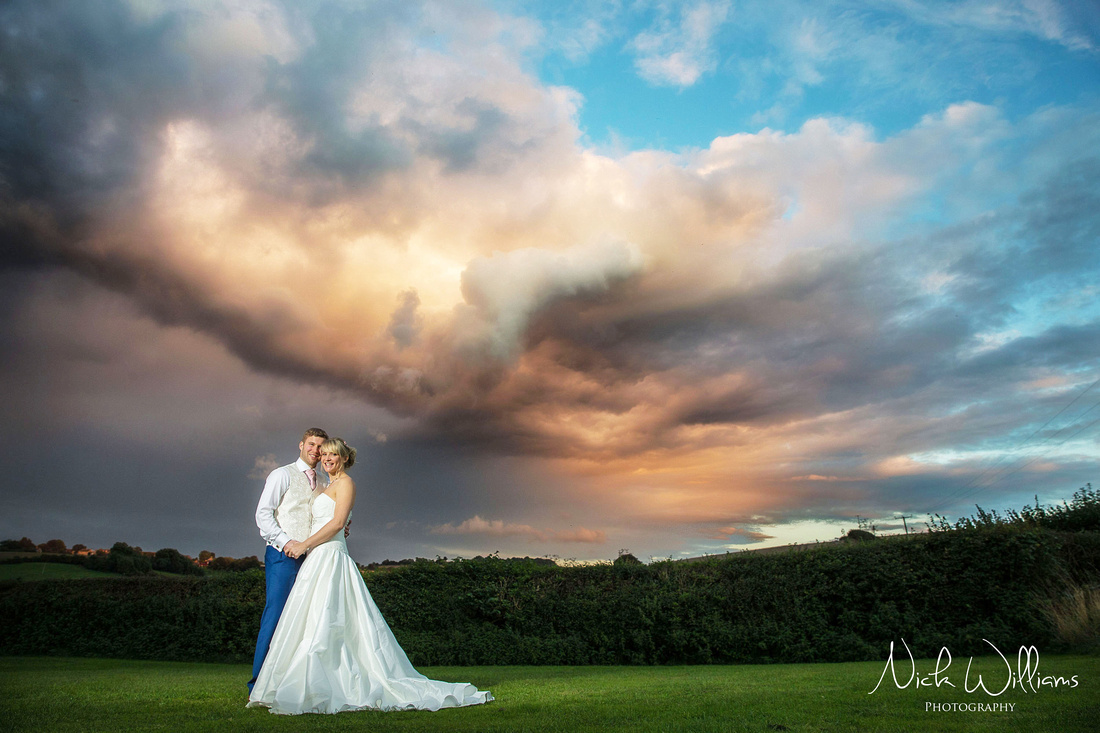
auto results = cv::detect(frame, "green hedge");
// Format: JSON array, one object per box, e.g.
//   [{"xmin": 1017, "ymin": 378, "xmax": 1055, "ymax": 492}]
[
  {"xmin": 368, "ymin": 526, "xmax": 1099, "ymax": 665},
  {"xmin": 2, "ymin": 526, "xmax": 1097, "ymax": 665},
  {"xmin": 0, "ymin": 572, "xmax": 263, "ymax": 662}
]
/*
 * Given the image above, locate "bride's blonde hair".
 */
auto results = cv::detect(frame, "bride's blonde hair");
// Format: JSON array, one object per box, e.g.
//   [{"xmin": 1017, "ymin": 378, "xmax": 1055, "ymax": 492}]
[{"xmin": 320, "ymin": 437, "xmax": 357, "ymax": 469}]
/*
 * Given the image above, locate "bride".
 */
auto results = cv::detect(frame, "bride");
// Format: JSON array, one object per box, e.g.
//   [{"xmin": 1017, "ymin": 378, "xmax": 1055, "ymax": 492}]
[{"xmin": 247, "ymin": 437, "xmax": 493, "ymax": 715}]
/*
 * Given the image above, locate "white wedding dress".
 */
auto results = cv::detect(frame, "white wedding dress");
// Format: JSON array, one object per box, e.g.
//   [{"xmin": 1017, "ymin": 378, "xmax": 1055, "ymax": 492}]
[{"xmin": 247, "ymin": 492, "xmax": 493, "ymax": 715}]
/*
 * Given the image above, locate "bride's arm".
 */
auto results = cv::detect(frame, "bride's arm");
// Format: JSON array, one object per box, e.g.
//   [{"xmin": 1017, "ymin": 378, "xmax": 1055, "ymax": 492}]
[{"xmin": 299, "ymin": 480, "xmax": 356, "ymax": 553}]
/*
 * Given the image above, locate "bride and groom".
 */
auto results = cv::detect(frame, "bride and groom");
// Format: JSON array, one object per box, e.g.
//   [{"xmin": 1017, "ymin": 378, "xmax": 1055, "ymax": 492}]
[{"xmin": 247, "ymin": 427, "xmax": 492, "ymax": 715}]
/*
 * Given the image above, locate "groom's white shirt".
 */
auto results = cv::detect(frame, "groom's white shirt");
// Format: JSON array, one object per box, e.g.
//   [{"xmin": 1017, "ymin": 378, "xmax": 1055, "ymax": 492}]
[{"xmin": 255, "ymin": 458, "xmax": 328, "ymax": 552}]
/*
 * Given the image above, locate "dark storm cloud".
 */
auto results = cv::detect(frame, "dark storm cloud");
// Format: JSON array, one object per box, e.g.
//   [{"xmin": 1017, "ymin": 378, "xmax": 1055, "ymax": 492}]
[
  {"xmin": 0, "ymin": 2, "xmax": 187, "ymax": 278},
  {"xmin": 1, "ymin": 0, "xmax": 1098, "ymax": 562},
  {"xmin": 0, "ymin": 1, "xmax": 280, "ymax": 213},
  {"xmin": 0, "ymin": 0, "xmax": 545, "ymax": 413},
  {"xmin": 258, "ymin": 1, "xmax": 417, "ymax": 190},
  {"xmin": 0, "ymin": 0, "xmax": 584, "ymax": 419}
]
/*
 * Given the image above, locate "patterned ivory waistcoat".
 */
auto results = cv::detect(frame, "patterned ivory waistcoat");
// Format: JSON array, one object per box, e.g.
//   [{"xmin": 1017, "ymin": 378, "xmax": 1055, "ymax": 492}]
[{"xmin": 274, "ymin": 467, "xmax": 313, "ymax": 543}]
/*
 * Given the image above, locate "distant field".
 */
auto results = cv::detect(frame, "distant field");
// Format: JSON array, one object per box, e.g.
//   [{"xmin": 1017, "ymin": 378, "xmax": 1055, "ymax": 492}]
[
  {"xmin": 0, "ymin": 563, "xmax": 119, "ymax": 581},
  {"xmin": 2, "ymin": 655, "xmax": 1098, "ymax": 732}
]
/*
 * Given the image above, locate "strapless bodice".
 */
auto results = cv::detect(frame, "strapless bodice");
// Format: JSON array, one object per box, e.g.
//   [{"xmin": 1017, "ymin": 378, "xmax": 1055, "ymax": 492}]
[{"xmin": 309, "ymin": 492, "xmax": 349, "ymax": 550}]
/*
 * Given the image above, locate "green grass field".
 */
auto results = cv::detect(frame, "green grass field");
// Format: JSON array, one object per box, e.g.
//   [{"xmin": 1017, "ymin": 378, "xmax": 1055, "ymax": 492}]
[
  {"xmin": 1, "ymin": 656, "xmax": 1097, "ymax": 732},
  {"xmin": 0, "ymin": 563, "xmax": 119, "ymax": 581}
]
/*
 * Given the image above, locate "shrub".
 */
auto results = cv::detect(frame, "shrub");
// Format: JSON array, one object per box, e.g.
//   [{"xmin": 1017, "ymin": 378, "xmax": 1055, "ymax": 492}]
[
  {"xmin": 929, "ymin": 484, "xmax": 1100, "ymax": 533},
  {"xmin": 152, "ymin": 548, "xmax": 203, "ymax": 576},
  {"xmin": 1, "ymin": 526, "xmax": 1096, "ymax": 664},
  {"xmin": 206, "ymin": 555, "xmax": 261, "ymax": 572},
  {"xmin": 0, "ymin": 537, "xmax": 37, "ymax": 552}
]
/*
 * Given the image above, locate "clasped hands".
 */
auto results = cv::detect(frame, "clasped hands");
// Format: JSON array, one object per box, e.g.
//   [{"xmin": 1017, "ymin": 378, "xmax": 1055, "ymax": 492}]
[{"xmin": 283, "ymin": 521, "xmax": 352, "ymax": 559}]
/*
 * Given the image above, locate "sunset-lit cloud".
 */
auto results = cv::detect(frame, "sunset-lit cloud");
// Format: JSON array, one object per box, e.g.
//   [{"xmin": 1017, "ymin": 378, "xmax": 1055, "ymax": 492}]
[
  {"xmin": 430, "ymin": 515, "xmax": 606, "ymax": 544},
  {"xmin": 706, "ymin": 526, "xmax": 776, "ymax": 544},
  {"xmin": 1, "ymin": 0, "xmax": 1097, "ymax": 562}
]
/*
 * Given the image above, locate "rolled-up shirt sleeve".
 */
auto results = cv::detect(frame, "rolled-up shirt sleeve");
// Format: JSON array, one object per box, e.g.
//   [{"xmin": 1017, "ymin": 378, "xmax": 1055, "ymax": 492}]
[{"xmin": 256, "ymin": 466, "xmax": 292, "ymax": 552}]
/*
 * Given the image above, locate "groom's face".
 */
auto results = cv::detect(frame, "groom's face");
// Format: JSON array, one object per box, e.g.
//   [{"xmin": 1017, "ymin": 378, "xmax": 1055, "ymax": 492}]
[{"xmin": 299, "ymin": 436, "xmax": 325, "ymax": 468}]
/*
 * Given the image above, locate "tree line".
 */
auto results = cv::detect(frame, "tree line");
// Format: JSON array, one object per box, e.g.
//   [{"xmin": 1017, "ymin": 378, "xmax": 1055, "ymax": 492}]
[{"xmin": 0, "ymin": 539, "xmax": 260, "ymax": 575}]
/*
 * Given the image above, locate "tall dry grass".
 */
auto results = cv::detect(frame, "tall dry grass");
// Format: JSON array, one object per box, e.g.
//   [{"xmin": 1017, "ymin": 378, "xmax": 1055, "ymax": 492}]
[{"xmin": 1045, "ymin": 584, "xmax": 1100, "ymax": 651}]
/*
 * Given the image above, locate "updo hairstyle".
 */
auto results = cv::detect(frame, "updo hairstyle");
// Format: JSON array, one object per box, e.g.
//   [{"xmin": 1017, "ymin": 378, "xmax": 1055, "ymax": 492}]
[{"xmin": 320, "ymin": 437, "xmax": 357, "ymax": 469}]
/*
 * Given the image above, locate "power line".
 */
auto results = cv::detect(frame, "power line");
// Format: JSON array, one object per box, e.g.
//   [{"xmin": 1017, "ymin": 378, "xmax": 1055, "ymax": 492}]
[
  {"xmin": 928, "ymin": 397, "xmax": 1100, "ymax": 513},
  {"xmin": 924, "ymin": 376, "xmax": 1100, "ymax": 516},
  {"xmin": 946, "ymin": 376, "xmax": 1099, "ymax": 498},
  {"xmin": 936, "ymin": 405, "xmax": 1100, "ymax": 511}
]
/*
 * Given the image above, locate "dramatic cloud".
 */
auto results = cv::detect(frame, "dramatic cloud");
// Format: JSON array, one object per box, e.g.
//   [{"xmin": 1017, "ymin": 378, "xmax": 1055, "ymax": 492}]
[
  {"xmin": 455, "ymin": 239, "xmax": 644, "ymax": 362},
  {"xmin": 1, "ymin": 0, "xmax": 1097, "ymax": 561}
]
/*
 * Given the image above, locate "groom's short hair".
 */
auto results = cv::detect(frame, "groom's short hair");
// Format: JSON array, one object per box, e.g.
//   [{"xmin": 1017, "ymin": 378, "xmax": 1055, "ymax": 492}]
[{"xmin": 302, "ymin": 427, "xmax": 329, "ymax": 441}]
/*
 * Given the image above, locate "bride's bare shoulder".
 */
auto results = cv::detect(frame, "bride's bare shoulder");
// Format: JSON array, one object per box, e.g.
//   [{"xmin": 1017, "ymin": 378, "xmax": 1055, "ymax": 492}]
[{"xmin": 330, "ymin": 475, "xmax": 356, "ymax": 492}]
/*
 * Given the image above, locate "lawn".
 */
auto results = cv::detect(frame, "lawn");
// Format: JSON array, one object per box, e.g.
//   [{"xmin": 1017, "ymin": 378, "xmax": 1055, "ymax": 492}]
[
  {"xmin": 1, "ymin": 655, "xmax": 1097, "ymax": 732},
  {"xmin": 0, "ymin": 563, "xmax": 119, "ymax": 581}
]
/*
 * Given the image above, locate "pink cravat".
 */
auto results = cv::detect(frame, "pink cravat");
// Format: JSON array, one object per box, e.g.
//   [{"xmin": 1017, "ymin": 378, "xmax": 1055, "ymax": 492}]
[{"xmin": 306, "ymin": 468, "xmax": 317, "ymax": 491}]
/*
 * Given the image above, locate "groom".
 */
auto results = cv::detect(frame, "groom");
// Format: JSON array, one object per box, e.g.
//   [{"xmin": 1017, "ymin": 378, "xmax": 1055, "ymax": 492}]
[{"xmin": 248, "ymin": 427, "xmax": 329, "ymax": 693}]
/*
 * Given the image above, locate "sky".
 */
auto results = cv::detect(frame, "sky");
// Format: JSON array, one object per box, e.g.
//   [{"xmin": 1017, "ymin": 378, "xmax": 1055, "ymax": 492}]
[{"xmin": 1, "ymin": 0, "xmax": 1098, "ymax": 564}]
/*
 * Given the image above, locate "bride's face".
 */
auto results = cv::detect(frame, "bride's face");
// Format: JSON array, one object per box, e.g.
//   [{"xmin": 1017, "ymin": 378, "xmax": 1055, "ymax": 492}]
[{"xmin": 320, "ymin": 449, "xmax": 344, "ymax": 475}]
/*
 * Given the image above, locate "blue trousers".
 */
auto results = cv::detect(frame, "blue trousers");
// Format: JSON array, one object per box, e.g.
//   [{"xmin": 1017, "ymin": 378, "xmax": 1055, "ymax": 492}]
[{"xmin": 249, "ymin": 545, "xmax": 304, "ymax": 691}]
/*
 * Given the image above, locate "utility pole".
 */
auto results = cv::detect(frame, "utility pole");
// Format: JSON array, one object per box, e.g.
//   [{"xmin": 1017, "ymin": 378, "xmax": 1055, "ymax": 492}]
[{"xmin": 897, "ymin": 513, "xmax": 914, "ymax": 535}]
